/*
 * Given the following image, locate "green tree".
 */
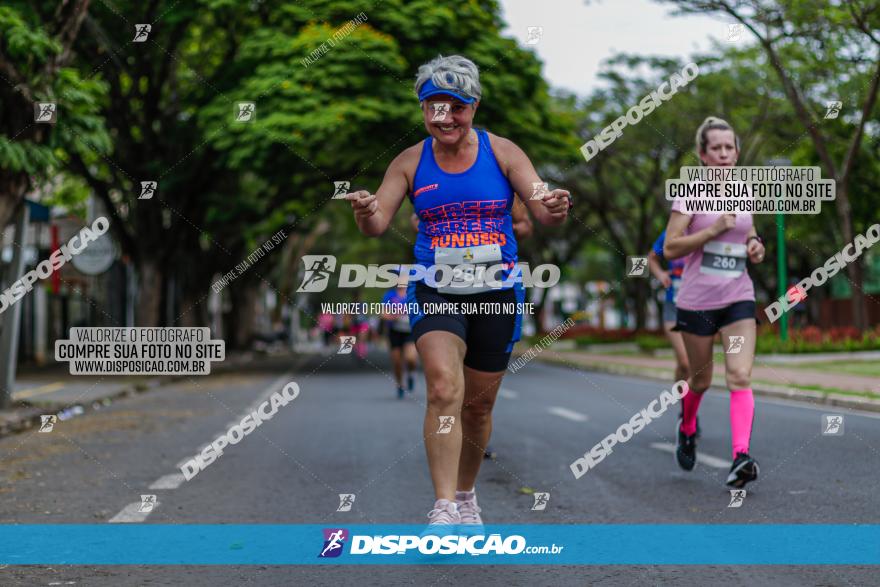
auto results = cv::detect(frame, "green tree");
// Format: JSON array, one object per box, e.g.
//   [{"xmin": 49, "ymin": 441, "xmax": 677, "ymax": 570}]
[
  {"xmin": 560, "ymin": 46, "xmax": 807, "ymax": 328},
  {"xmin": 656, "ymin": 0, "xmax": 880, "ymax": 329},
  {"xmin": 0, "ymin": 1, "xmax": 109, "ymax": 228},
  {"xmin": 201, "ymin": 0, "xmax": 577, "ymax": 337},
  {"xmin": 65, "ymin": 0, "xmax": 288, "ymax": 327}
]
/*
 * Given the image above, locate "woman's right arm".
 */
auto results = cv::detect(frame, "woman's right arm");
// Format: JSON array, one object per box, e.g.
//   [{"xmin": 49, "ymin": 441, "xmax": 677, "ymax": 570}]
[
  {"xmin": 647, "ymin": 250, "xmax": 670, "ymax": 287},
  {"xmin": 663, "ymin": 212, "xmax": 735, "ymax": 260},
  {"xmin": 348, "ymin": 150, "xmax": 413, "ymax": 237}
]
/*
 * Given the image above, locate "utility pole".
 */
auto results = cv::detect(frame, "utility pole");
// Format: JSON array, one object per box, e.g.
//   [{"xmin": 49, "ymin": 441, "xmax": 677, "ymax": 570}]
[
  {"xmin": 0, "ymin": 204, "xmax": 30, "ymax": 408},
  {"xmin": 768, "ymin": 159, "xmax": 791, "ymax": 341}
]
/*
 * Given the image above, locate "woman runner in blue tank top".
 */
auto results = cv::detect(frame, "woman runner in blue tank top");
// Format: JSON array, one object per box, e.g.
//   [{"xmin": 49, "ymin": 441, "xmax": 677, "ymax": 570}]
[{"xmin": 347, "ymin": 55, "xmax": 571, "ymax": 530}]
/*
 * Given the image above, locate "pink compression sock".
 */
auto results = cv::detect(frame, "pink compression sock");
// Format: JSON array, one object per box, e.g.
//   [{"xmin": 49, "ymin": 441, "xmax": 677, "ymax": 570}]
[
  {"xmin": 680, "ymin": 386, "xmax": 703, "ymax": 436},
  {"xmin": 729, "ymin": 388, "xmax": 755, "ymax": 459}
]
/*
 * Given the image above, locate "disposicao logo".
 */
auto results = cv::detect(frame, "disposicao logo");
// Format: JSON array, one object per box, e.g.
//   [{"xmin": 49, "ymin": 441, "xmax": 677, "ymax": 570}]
[
  {"xmin": 296, "ymin": 256, "xmax": 560, "ymax": 292},
  {"xmin": 316, "ymin": 528, "xmax": 563, "ymax": 558},
  {"xmin": 319, "ymin": 528, "xmax": 348, "ymax": 558}
]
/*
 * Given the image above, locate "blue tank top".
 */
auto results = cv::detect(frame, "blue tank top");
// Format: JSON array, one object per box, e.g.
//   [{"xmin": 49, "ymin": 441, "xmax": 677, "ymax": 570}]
[{"xmin": 409, "ymin": 129, "xmax": 518, "ymax": 289}]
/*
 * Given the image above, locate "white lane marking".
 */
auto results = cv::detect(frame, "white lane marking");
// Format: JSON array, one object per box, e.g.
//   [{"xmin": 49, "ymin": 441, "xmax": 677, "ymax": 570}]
[
  {"xmin": 239, "ymin": 370, "xmax": 299, "ymax": 418},
  {"xmin": 650, "ymin": 442, "xmax": 729, "ymax": 469},
  {"xmin": 108, "ymin": 501, "xmax": 159, "ymax": 523},
  {"xmin": 176, "ymin": 446, "xmax": 208, "ymax": 469},
  {"xmin": 13, "ymin": 381, "xmax": 64, "ymax": 400},
  {"xmin": 172, "ymin": 370, "xmax": 297, "ymax": 469},
  {"xmin": 149, "ymin": 473, "xmax": 186, "ymax": 490},
  {"xmin": 547, "ymin": 406, "xmax": 588, "ymax": 422},
  {"xmin": 112, "ymin": 372, "xmax": 297, "ymax": 524},
  {"xmin": 499, "ymin": 388, "xmax": 519, "ymax": 399}
]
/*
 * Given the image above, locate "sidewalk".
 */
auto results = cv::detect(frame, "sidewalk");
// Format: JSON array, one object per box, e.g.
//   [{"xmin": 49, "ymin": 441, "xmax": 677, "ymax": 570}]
[
  {"xmin": 0, "ymin": 350, "xmax": 274, "ymax": 439},
  {"xmin": 534, "ymin": 349, "xmax": 880, "ymax": 413},
  {"xmin": 650, "ymin": 347, "xmax": 880, "ymax": 365}
]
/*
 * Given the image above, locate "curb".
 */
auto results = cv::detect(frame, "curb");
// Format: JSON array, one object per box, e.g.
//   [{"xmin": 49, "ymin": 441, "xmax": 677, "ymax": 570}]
[
  {"xmin": 0, "ymin": 351, "xmax": 290, "ymax": 441},
  {"xmin": 532, "ymin": 352, "xmax": 880, "ymax": 414},
  {"xmin": 0, "ymin": 378, "xmax": 170, "ymax": 439}
]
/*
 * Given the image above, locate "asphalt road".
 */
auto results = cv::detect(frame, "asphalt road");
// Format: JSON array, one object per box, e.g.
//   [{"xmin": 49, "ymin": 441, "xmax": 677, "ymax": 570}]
[{"xmin": 1, "ymin": 348, "xmax": 877, "ymax": 586}]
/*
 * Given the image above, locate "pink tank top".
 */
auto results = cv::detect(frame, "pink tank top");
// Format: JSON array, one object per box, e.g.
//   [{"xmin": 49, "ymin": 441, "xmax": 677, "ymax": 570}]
[{"xmin": 671, "ymin": 199, "xmax": 755, "ymax": 311}]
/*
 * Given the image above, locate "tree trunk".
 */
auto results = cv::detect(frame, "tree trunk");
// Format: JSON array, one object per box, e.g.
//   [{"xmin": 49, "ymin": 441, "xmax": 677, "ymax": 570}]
[
  {"xmin": 633, "ymin": 281, "xmax": 648, "ymax": 330},
  {"xmin": 531, "ymin": 288, "xmax": 548, "ymax": 333},
  {"xmin": 274, "ymin": 220, "xmax": 330, "ymax": 323},
  {"xmin": 0, "ymin": 176, "xmax": 29, "ymax": 231},
  {"xmin": 271, "ymin": 234, "xmax": 298, "ymax": 324},
  {"xmin": 835, "ymin": 181, "xmax": 866, "ymax": 330},
  {"xmin": 654, "ymin": 295, "xmax": 664, "ymax": 331},
  {"xmin": 135, "ymin": 260, "xmax": 163, "ymax": 326},
  {"xmin": 228, "ymin": 282, "xmax": 258, "ymax": 350},
  {"xmin": 177, "ymin": 285, "xmax": 208, "ymax": 327}
]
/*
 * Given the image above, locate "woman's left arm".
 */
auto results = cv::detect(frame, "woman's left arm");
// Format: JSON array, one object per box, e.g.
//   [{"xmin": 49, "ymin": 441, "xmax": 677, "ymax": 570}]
[
  {"xmin": 490, "ymin": 135, "xmax": 570, "ymax": 226},
  {"xmin": 746, "ymin": 226, "xmax": 765, "ymax": 264}
]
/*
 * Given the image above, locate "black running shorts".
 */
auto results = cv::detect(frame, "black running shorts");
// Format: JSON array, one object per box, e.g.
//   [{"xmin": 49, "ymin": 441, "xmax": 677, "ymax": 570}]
[
  {"xmin": 406, "ymin": 280, "xmax": 525, "ymax": 372},
  {"xmin": 673, "ymin": 300, "xmax": 757, "ymax": 336},
  {"xmin": 388, "ymin": 329, "xmax": 414, "ymax": 349}
]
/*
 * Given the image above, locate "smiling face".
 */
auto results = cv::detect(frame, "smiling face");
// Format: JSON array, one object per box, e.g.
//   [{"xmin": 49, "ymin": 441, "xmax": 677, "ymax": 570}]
[
  {"xmin": 700, "ymin": 128, "xmax": 739, "ymax": 166},
  {"xmin": 422, "ymin": 96, "xmax": 478, "ymax": 145}
]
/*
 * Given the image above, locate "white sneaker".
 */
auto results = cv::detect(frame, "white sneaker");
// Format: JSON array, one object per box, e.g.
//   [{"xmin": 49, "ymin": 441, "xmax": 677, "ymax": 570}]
[
  {"xmin": 455, "ymin": 490, "xmax": 483, "ymax": 526},
  {"xmin": 423, "ymin": 499, "xmax": 461, "ymax": 536}
]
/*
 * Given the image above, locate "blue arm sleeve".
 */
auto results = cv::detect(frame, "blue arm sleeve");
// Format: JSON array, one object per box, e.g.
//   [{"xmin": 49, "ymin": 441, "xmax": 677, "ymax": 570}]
[{"xmin": 651, "ymin": 231, "xmax": 666, "ymax": 260}]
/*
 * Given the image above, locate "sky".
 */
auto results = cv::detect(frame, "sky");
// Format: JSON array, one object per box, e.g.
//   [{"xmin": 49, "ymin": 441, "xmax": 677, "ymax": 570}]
[{"xmin": 499, "ymin": 0, "xmax": 740, "ymax": 97}]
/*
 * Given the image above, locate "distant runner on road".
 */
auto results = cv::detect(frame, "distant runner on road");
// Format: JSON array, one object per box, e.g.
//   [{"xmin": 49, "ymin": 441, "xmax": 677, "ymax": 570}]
[
  {"xmin": 649, "ymin": 230, "xmax": 689, "ymax": 383},
  {"xmin": 649, "ymin": 230, "xmax": 698, "ymax": 437},
  {"xmin": 382, "ymin": 283, "xmax": 418, "ymax": 399}
]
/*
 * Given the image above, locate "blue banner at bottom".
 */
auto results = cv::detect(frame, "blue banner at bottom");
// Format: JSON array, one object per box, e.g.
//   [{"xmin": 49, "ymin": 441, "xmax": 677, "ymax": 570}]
[{"xmin": 0, "ymin": 525, "xmax": 878, "ymax": 565}]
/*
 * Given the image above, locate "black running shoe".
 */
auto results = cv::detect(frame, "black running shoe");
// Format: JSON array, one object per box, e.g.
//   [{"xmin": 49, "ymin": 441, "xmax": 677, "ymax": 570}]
[
  {"xmin": 726, "ymin": 452, "xmax": 759, "ymax": 488},
  {"xmin": 675, "ymin": 417, "xmax": 697, "ymax": 471},
  {"xmin": 397, "ymin": 386, "xmax": 405, "ymax": 400},
  {"xmin": 407, "ymin": 373, "xmax": 415, "ymax": 393}
]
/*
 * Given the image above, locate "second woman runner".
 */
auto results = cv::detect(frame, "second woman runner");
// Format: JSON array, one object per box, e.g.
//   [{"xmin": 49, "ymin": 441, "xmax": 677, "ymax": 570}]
[{"xmin": 663, "ymin": 116, "xmax": 765, "ymax": 489}]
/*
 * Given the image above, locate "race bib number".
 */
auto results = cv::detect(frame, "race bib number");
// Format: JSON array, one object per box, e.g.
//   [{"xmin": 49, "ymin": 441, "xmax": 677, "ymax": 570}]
[
  {"xmin": 671, "ymin": 277, "xmax": 681, "ymax": 304},
  {"xmin": 433, "ymin": 244, "xmax": 502, "ymax": 294},
  {"xmin": 700, "ymin": 241, "xmax": 746, "ymax": 278}
]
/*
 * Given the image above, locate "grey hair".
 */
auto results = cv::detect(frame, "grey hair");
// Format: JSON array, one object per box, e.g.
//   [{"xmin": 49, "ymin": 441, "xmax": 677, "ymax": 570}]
[{"xmin": 414, "ymin": 54, "xmax": 481, "ymax": 103}]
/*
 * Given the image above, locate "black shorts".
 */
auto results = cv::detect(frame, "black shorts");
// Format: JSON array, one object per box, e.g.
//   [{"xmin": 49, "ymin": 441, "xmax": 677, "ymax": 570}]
[
  {"xmin": 388, "ymin": 329, "xmax": 414, "ymax": 349},
  {"xmin": 673, "ymin": 300, "xmax": 757, "ymax": 336},
  {"xmin": 407, "ymin": 280, "xmax": 525, "ymax": 372}
]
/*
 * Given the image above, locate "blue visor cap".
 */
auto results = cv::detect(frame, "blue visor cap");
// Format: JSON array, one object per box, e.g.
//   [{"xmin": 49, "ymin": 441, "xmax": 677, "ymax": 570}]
[{"xmin": 417, "ymin": 79, "xmax": 476, "ymax": 104}]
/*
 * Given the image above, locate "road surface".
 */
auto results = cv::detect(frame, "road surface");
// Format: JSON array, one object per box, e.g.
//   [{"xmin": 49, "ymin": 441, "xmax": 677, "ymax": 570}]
[{"xmin": 1, "ymin": 349, "xmax": 876, "ymax": 585}]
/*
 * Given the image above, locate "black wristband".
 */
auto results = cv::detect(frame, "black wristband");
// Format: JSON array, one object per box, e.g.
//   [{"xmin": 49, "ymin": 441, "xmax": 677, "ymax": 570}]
[{"xmin": 747, "ymin": 235, "xmax": 763, "ymax": 245}]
